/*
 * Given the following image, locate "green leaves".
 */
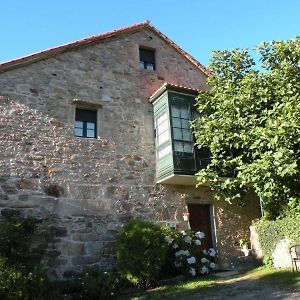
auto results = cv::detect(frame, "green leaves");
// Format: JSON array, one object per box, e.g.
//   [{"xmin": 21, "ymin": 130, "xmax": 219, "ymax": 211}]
[{"xmin": 194, "ymin": 37, "xmax": 300, "ymax": 219}]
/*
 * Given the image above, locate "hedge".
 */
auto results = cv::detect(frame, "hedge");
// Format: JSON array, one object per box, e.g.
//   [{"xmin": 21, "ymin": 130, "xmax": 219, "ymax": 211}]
[{"xmin": 254, "ymin": 212, "xmax": 300, "ymax": 264}]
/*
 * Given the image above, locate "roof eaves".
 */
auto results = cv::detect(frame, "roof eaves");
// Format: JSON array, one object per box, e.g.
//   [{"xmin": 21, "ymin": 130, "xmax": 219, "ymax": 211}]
[
  {"xmin": 0, "ymin": 20, "xmax": 212, "ymax": 77},
  {"xmin": 0, "ymin": 21, "xmax": 150, "ymax": 73},
  {"xmin": 146, "ymin": 24, "xmax": 212, "ymax": 77}
]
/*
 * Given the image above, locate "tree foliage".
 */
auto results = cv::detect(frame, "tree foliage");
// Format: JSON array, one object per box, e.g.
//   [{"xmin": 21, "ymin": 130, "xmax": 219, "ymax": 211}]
[{"xmin": 193, "ymin": 37, "xmax": 300, "ymax": 219}]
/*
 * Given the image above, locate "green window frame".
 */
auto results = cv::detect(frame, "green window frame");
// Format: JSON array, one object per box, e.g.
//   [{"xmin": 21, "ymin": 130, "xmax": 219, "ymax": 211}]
[{"xmin": 171, "ymin": 101, "xmax": 194, "ymax": 154}]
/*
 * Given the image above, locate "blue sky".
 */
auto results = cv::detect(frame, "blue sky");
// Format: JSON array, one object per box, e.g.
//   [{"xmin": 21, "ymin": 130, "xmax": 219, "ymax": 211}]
[{"xmin": 1, "ymin": 0, "xmax": 299, "ymax": 67}]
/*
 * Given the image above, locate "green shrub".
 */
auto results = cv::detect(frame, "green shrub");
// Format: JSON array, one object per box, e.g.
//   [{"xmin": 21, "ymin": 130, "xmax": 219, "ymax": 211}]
[
  {"xmin": 70, "ymin": 267, "xmax": 129, "ymax": 299},
  {"xmin": 116, "ymin": 219, "xmax": 167, "ymax": 287},
  {"xmin": 255, "ymin": 211, "xmax": 300, "ymax": 264},
  {"xmin": 0, "ymin": 213, "xmax": 37, "ymax": 267},
  {"xmin": 0, "ymin": 257, "xmax": 60, "ymax": 300},
  {"xmin": 0, "ymin": 214, "xmax": 60, "ymax": 299}
]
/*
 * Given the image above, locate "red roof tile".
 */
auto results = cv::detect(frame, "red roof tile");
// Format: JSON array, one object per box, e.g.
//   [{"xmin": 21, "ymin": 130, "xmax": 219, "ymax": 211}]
[
  {"xmin": 0, "ymin": 21, "xmax": 211, "ymax": 76},
  {"xmin": 149, "ymin": 82, "xmax": 201, "ymax": 102}
]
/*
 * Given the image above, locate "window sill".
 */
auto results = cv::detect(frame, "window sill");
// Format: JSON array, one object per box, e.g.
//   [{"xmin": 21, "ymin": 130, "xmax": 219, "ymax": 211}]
[
  {"xmin": 74, "ymin": 136, "xmax": 99, "ymax": 140},
  {"xmin": 139, "ymin": 68, "xmax": 156, "ymax": 72}
]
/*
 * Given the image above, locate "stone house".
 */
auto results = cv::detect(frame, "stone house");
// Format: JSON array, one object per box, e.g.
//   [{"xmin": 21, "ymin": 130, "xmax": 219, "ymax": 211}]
[{"xmin": 0, "ymin": 21, "xmax": 261, "ymax": 279}]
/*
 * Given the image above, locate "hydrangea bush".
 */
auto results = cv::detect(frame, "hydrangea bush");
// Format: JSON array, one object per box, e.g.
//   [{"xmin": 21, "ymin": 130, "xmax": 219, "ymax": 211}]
[{"xmin": 164, "ymin": 230, "xmax": 216, "ymax": 277}]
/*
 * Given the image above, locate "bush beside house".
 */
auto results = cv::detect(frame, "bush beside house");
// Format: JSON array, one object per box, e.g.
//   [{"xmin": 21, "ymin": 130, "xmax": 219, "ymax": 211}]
[{"xmin": 253, "ymin": 205, "xmax": 300, "ymax": 267}]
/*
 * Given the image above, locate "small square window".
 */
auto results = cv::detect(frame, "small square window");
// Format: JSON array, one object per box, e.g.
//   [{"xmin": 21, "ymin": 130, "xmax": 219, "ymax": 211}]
[
  {"xmin": 139, "ymin": 48, "xmax": 156, "ymax": 70},
  {"xmin": 75, "ymin": 108, "xmax": 97, "ymax": 138}
]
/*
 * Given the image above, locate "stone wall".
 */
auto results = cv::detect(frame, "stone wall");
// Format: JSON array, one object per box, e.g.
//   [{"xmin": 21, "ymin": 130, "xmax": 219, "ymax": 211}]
[{"xmin": 0, "ymin": 28, "xmax": 261, "ymax": 278}]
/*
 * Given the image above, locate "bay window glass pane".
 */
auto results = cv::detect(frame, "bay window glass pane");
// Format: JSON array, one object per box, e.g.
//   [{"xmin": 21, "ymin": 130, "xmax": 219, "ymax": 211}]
[
  {"xmin": 158, "ymin": 131, "xmax": 168, "ymax": 145},
  {"xmin": 158, "ymin": 145, "xmax": 171, "ymax": 159},
  {"xmin": 156, "ymin": 112, "xmax": 169, "ymax": 146},
  {"xmin": 172, "ymin": 117, "xmax": 181, "ymax": 128},
  {"xmin": 180, "ymin": 107, "xmax": 189, "ymax": 118},
  {"xmin": 157, "ymin": 113, "xmax": 167, "ymax": 125},
  {"xmin": 182, "ymin": 130, "xmax": 192, "ymax": 141},
  {"xmin": 174, "ymin": 141, "xmax": 184, "ymax": 152},
  {"xmin": 157, "ymin": 121, "xmax": 168, "ymax": 135},
  {"xmin": 181, "ymin": 119, "xmax": 190, "ymax": 129},
  {"xmin": 171, "ymin": 106, "xmax": 180, "ymax": 117},
  {"xmin": 183, "ymin": 142, "xmax": 193, "ymax": 153},
  {"xmin": 173, "ymin": 128, "xmax": 182, "ymax": 140}
]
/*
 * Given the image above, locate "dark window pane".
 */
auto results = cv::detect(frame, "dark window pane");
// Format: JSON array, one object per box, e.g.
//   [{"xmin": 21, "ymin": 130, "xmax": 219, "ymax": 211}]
[
  {"xmin": 180, "ymin": 107, "xmax": 189, "ymax": 119},
  {"xmin": 139, "ymin": 48, "xmax": 155, "ymax": 70},
  {"xmin": 171, "ymin": 106, "xmax": 180, "ymax": 117},
  {"xmin": 183, "ymin": 142, "xmax": 193, "ymax": 153},
  {"xmin": 174, "ymin": 141, "xmax": 184, "ymax": 152},
  {"xmin": 76, "ymin": 109, "xmax": 97, "ymax": 122},
  {"xmin": 181, "ymin": 119, "xmax": 190, "ymax": 129},
  {"xmin": 139, "ymin": 48, "xmax": 155, "ymax": 63},
  {"xmin": 172, "ymin": 117, "xmax": 181, "ymax": 128},
  {"xmin": 182, "ymin": 129, "xmax": 192, "ymax": 141},
  {"xmin": 173, "ymin": 128, "xmax": 182, "ymax": 140}
]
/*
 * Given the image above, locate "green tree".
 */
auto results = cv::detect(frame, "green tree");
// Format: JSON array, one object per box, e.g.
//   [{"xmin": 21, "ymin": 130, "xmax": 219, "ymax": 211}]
[{"xmin": 193, "ymin": 37, "xmax": 300, "ymax": 219}]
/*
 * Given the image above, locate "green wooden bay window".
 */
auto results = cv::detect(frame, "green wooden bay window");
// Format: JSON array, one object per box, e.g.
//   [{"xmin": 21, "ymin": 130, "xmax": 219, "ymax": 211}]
[{"xmin": 150, "ymin": 84, "xmax": 210, "ymax": 185}]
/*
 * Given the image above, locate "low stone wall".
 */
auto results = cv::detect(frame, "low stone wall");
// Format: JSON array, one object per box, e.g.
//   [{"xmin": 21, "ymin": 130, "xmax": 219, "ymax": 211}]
[{"xmin": 0, "ymin": 176, "xmax": 119, "ymax": 279}]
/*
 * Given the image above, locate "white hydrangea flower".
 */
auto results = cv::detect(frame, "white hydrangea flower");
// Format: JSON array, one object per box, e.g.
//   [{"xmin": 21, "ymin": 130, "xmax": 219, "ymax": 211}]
[
  {"xmin": 201, "ymin": 257, "xmax": 207, "ymax": 263},
  {"xmin": 194, "ymin": 239, "xmax": 201, "ymax": 246},
  {"xmin": 209, "ymin": 262, "xmax": 216, "ymax": 269},
  {"xmin": 176, "ymin": 250, "xmax": 189, "ymax": 256},
  {"xmin": 202, "ymin": 249, "xmax": 207, "ymax": 255},
  {"xmin": 189, "ymin": 267, "xmax": 196, "ymax": 276},
  {"xmin": 172, "ymin": 243, "xmax": 178, "ymax": 249},
  {"xmin": 181, "ymin": 230, "xmax": 187, "ymax": 236},
  {"xmin": 195, "ymin": 231, "xmax": 205, "ymax": 239},
  {"xmin": 200, "ymin": 266, "xmax": 209, "ymax": 274},
  {"xmin": 183, "ymin": 235, "xmax": 192, "ymax": 244},
  {"xmin": 208, "ymin": 248, "xmax": 216, "ymax": 257},
  {"xmin": 187, "ymin": 256, "xmax": 196, "ymax": 264},
  {"xmin": 165, "ymin": 235, "xmax": 173, "ymax": 244}
]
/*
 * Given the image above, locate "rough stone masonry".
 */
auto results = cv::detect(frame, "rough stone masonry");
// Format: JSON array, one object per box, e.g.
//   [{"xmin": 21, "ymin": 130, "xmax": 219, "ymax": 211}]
[{"xmin": 0, "ymin": 24, "xmax": 261, "ymax": 278}]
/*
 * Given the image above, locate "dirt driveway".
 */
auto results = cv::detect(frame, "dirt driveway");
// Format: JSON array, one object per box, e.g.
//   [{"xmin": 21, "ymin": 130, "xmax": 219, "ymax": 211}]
[{"xmin": 197, "ymin": 271, "xmax": 300, "ymax": 300}]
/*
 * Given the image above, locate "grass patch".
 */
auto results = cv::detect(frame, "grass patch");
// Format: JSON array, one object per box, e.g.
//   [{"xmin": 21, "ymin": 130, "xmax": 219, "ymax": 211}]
[{"xmin": 122, "ymin": 267, "xmax": 300, "ymax": 300}]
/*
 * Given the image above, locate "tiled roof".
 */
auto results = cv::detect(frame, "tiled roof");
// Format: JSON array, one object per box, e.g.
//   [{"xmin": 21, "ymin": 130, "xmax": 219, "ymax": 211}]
[
  {"xmin": 0, "ymin": 21, "xmax": 211, "ymax": 76},
  {"xmin": 149, "ymin": 82, "xmax": 201, "ymax": 102}
]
